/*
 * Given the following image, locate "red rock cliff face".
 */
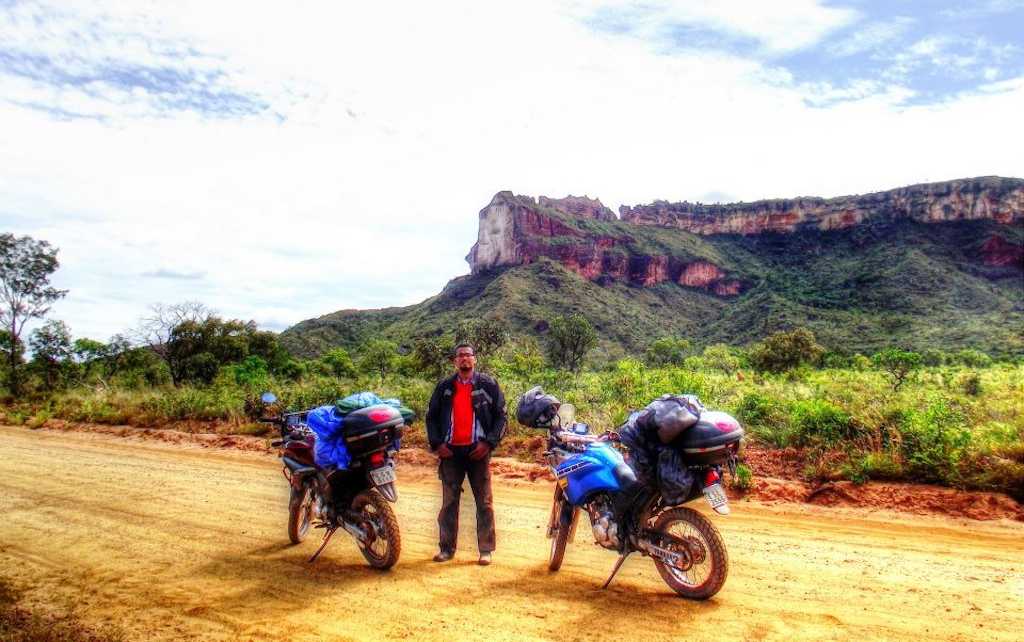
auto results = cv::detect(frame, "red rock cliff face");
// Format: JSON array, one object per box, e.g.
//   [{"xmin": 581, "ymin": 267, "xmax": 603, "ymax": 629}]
[
  {"xmin": 466, "ymin": 191, "xmax": 743, "ymax": 295},
  {"xmin": 619, "ymin": 177, "xmax": 1024, "ymax": 235},
  {"xmin": 465, "ymin": 177, "xmax": 1022, "ymax": 296}
]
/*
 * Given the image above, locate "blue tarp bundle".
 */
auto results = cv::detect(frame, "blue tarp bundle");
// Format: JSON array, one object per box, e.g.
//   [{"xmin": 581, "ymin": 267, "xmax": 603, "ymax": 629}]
[
  {"xmin": 308, "ymin": 405, "xmax": 350, "ymax": 469},
  {"xmin": 307, "ymin": 392, "xmax": 409, "ymax": 468}
]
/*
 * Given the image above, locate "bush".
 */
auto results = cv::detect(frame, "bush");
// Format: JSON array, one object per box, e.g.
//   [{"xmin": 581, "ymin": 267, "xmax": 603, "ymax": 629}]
[
  {"xmin": 735, "ymin": 392, "xmax": 792, "ymax": 447},
  {"xmin": 844, "ymin": 452, "xmax": 903, "ymax": 484},
  {"xmin": 701, "ymin": 344, "xmax": 742, "ymax": 373},
  {"xmin": 789, "ymin": 399, "xmax": 857, "ymax": 448},
  {"xmin": 732, "ymin": 463, "xmax": 753, "ymax": 491},
  {"xmin": 953, "ymin": 349, "xmax": 992, "ymax": 367},
  {"xmin": 644, "ymin": 337, "xmax": 691, "ymax": 367},
  {"xmin": 895, "ymin": 398, "xmax": 971, "ymax": 484},
  {"xmin": 748, "ymin": 328, "xmax": 824, "ymax": 373}
]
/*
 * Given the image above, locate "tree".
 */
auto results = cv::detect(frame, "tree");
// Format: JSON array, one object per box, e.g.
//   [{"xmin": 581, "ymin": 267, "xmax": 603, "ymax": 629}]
[
  {"xmin": 0, "ymin": 234, "xmax": 68, "ymax": 394},
  {"xmin": 359, "ymin": 339, "xmax": 397, "ymax": 384},
  {"xmin": 164, "ymin": 315, "xmax": 284, "ymax": 385},
  {"xmin": 455, "ymin": 318, "xmax": 510, "ymax": 360},
  {"xmin": 872, "ymin": 348, "xmax": 922, "ymax": 391},
  {"xmin": 411, "ymin": 336, "xmax": 452, "ymax": 380},
  {"xmin": 29, "ymin": 319, "xmax": 73, "ymax": 390},
  {"xmin": 747, "ymin": 328, "xmax": 824, "ymax": 373},
  {"xmin": 0, "ymin": 330, "xmax": 25, "ymax": 392},
  {"xmin": 136, "ymin": 301, "xmax": 212, "ymax": 383},
  {"xmin": 644, "ymin": 337, "xmax": 691, "ymax": 367},
  {"xmin": 545, "ymin": 314, "xmax": 597, "ymax": 373},
  {"xmin": 320, "ymin": 347, "xmax": 356, "ymax": 378}
]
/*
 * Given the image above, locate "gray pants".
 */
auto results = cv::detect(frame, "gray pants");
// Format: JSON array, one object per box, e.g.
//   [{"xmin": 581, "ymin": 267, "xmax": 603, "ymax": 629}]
[{"xmin": 437, "ymin": 445, "xmax": 495, "ymax": 554}]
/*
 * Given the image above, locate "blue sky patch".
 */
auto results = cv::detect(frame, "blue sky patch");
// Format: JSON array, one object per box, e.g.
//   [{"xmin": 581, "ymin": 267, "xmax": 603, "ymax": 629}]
[
  {"xmin": 0, "ymin": 2, "xmax": 270, "ymax": 120},
  {"xmin": 581, "ymin": 0, "xmax": 1024, "ymax": 106}
]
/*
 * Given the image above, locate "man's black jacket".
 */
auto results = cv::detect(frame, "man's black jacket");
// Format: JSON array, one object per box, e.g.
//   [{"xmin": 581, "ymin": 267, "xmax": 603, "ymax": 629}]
[{"xmin": 426, "ymin": 372, "xmax": 507, "ymax": 451}]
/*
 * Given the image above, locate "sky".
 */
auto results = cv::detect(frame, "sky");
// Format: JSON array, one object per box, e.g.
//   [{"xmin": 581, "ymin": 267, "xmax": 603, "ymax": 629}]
[{"xmin": 1, "ymin": 0, "xmax": 1022, "ymax": 342}]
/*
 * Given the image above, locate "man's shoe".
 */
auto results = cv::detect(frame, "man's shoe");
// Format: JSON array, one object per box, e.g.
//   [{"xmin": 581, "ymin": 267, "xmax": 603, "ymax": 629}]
[
  {"xmin": 433, "ymin": 550, "xmax": 454, "ymax": 562},
  {"xmin": 478, "ymin": 552, "xmax": 492, "ymax": 566}
]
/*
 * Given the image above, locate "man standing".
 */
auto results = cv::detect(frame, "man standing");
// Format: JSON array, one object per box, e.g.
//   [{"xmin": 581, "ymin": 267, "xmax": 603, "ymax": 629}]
[{"xmin": 425, "ymin": 342, "xmax": 506, "ymax": 565}]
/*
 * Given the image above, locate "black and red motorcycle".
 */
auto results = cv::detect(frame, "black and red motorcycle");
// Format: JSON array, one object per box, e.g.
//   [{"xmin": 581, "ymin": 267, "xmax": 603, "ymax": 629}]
[{"xmin": 259, "ymin": 393, "xmax": 406, "ymax": 569}]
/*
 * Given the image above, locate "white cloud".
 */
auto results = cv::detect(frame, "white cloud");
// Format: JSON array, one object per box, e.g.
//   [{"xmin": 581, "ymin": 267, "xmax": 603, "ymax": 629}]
[
  {"xmin": 828, "ymin": 17, "xmax": 914, "ymax": 57},
  {"xmin": 1, "ymin": 0, "xmax": 1022, "ymax": 343},
  {"xmin": 576, "ymin": 0, "xmax": 858, "ymax": 54}
]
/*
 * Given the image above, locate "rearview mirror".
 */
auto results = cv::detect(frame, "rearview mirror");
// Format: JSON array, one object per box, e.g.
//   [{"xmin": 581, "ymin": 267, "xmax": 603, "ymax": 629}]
[{"xmin": 557, "ymin": 403, "xmax": 576, "ymax": 427}]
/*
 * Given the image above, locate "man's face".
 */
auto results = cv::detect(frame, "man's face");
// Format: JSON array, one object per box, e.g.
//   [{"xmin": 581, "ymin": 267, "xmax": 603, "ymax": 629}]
[{"xmin": 453, "ymin": 348, "xmax": 476, "ymax": 375}]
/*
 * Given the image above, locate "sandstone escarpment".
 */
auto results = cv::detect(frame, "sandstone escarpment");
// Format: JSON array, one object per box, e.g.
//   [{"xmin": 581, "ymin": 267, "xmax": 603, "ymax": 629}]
[
  {"xmin": 465, "ymin": 177, "xmax": 1022, "ymax": 298},
  {"xmin": 619, "ymin": 176, "xmax": 1024, "ymax": 236},
  {"xmin": 466, "ymin": 191, "xmax": 742, "ymax": 294}
]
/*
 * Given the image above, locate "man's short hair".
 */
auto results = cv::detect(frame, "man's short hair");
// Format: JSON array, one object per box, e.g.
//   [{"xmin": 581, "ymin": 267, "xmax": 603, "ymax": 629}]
[{"xmin": 452, "ymin": 342, "xmax": 476, "ymax": 358}]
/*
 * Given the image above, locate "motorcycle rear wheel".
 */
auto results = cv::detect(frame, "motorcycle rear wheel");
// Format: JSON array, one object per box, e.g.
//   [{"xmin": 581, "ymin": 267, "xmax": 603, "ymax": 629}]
[
  {"xmin": 352, "ymin": 489, "xmax": 401, "ymax": 570},
  {"xmin": 287, "ymin": 485, "xmax": 313, "ymax": 544},
  {"xmin": 651, "ymin": 507, "xmax": 728, "ymax": 600}
]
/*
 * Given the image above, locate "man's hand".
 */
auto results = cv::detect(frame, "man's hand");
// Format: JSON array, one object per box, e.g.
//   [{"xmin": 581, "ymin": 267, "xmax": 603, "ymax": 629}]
[
  {"xmin": 468, "ymin": 441, "xmax": 491, "ymax": 461},
  {"xmin": 435, "ymin": 444, "xmax": 454, "ymax": 459}
]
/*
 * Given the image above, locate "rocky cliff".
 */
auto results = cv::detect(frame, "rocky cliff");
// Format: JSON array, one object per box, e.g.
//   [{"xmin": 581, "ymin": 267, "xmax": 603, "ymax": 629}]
[
  {"xmin": 465, "ymin": 191, "xmax": 744, "ymax": 294},
  {"xmin": 465, "ymin": 177, "xmax": 1022, "ymax": 295},
  {"xmin": 284, "ymin": 178, "xmax": 1024, "ymax": 360},
  {"xmin": 619, "ymin": 176, "xmax": 1024, "ymax": 235}
]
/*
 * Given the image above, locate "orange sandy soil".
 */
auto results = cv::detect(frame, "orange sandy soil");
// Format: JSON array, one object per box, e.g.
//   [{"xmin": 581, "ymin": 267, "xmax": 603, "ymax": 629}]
[{"xmin": 1, "ymin": 424, "xmax": 1022, "ymax": 641}]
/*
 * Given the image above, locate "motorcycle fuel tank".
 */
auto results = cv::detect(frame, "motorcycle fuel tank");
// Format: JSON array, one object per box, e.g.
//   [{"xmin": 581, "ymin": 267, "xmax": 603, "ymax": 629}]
[{"xmin": 555, "ymin": 442, "xmax": 627, "ymax": 505}]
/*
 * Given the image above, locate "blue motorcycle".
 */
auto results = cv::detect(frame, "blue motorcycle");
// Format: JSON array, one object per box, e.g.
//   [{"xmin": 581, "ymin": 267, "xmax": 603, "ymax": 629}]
[{"xmin": 520, "ymin": 392, "xmax": 743, "ymax": 600}]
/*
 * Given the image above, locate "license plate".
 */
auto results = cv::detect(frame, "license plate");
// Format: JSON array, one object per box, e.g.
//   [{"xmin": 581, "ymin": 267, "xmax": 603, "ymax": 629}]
[
  {"xmin": 703, "ymin": 483, "xmax": 728, "ymax": 510},
  {"xmin": 370, "ymin": 464, "xmax": 396, "ymax": 486}
]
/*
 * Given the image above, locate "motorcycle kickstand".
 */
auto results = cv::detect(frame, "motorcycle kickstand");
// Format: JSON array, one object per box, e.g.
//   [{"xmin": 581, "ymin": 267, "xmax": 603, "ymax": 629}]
[
  {"xmin": 308, "ymin": 527, "xmax": 337, "ymax": 564},
  {"xmin": 601, "ymin": 552, "xmax": 631, "ymax": 590}
]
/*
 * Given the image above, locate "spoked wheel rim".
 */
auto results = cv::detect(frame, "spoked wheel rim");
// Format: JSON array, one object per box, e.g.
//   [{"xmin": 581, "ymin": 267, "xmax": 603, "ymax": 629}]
[
  {"xmin": 661, "ymin": 519, "xmax": 713, "ymax": 588},
  {"xmin": 297, "ymin": 494, "xmax": 313, "ymax": 539},
  {"xmin": 359, "ymin": 502, "xmax": 391, "ymax": 563}
]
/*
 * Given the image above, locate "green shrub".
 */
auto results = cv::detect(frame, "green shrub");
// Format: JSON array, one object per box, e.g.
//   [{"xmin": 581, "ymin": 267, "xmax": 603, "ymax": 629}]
[
  {"xmin": 844, "ymin": 452, "xmax": 903, "ymax": 484},
  {"xmin": 701, "ymin": 344, "xmax": 742, "ymax": 373},
  {"xmin": 644, "ymin": 337, "xmax": 691, "ymax": 367},
  {"xmin": 732, "ymin": 463, "xmax": 753, "ymax": 491},
  {"xmin": 953, "ymin": 349, "xmax": 992, "ymax": 367},
  {"xmin": 735, "ymin": 392, "xmax": 792, "ymax": 447},
  {"xmin": 747, "ymin": 328, "xmax": 824, "ymax": 373},
  {"xmin": 26, "ymin": 409, "xmax": 50, "ymax": 429},
  {"xmin": 895, "ymin": 398, "xmax": 971, "ymax": 484},
  {"xmin": 790, "ymin": 399, "xmax": 857, "ymax": 448}
]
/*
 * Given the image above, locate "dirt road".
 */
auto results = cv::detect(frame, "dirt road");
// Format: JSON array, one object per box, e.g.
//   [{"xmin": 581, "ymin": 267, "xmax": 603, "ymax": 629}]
[{"xmin": 1, "ymin": 425, "xmax": 1022, "ymax": 641}]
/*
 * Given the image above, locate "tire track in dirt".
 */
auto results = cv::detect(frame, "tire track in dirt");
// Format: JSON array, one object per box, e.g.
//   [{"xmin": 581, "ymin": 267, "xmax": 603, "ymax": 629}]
[{"xmin": 1, "ymin": 425, "xmax": 1022, "ymax": 641}]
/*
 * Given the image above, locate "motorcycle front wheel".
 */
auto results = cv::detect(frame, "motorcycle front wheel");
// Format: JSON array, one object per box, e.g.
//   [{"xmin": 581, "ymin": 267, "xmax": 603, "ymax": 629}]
[
  {"xmin": 352, "ymin": 489, "xmax": 401, "ymax": 570},
  {"xmin": 548, "ymin": 487, "xmax": 578, "ymax": 572},
  {"xmin": 287, "ymin": 485, "xmax": 313, "ymax": 544},
  {"xmin": 651, "ymin": 507, "xmax": 728, "ymax": 600}
]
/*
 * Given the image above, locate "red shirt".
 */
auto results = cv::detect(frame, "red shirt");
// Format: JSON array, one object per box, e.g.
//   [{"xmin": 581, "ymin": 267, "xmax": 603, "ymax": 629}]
[{"xmin": 450, "ymin": 378, "xmax": 475, "ymax": 445}]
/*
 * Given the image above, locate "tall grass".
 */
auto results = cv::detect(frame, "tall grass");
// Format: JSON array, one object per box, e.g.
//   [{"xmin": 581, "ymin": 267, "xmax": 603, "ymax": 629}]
[{"xmin": 6, "ymin": 362, "xmax": 1022, "ymax": 500}]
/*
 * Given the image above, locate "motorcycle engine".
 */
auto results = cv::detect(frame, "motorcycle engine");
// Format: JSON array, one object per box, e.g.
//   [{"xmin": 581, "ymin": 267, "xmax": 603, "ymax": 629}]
[{"xmin": 585, "ymin": 494, "xmax": 620, "ymax": 550}]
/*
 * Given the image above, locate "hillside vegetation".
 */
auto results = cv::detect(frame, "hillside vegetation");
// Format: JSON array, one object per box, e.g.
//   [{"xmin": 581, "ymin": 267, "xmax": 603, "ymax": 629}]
[{"xmin": 282, "ymin": 219, "xmax": 1023, "ymax": 361}]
